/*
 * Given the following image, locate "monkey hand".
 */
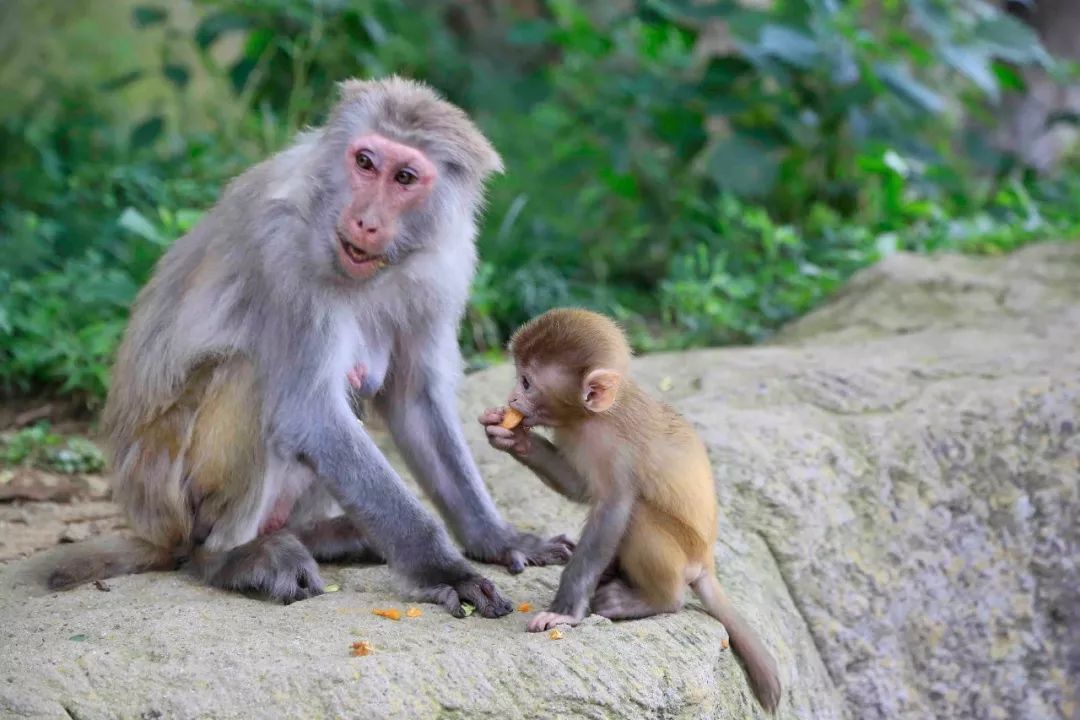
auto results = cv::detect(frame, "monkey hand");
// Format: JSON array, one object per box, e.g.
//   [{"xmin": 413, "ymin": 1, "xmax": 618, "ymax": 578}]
[
  {"xmin": 526, "ymin": 610, "xmax": 582, "ymax": 633},
  {"xmin": 479, "ymin": 407, "xmax": 531, "ymax": 455},
  {"xmin": 411, "ymin": 570, "xmax": 514, "ymax": 619}
]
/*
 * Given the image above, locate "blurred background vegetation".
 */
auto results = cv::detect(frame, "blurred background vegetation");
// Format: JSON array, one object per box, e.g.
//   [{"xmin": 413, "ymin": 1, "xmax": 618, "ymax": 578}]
[{"xmin": 2, "ymin": 0, "xmax": 1079, "ymax": 412}]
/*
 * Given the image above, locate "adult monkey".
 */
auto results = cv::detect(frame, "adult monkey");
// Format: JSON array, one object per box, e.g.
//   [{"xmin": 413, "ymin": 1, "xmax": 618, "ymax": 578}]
[{"xmin": 47, "ymin": 77, "xmax": 573, "ymax": 615}]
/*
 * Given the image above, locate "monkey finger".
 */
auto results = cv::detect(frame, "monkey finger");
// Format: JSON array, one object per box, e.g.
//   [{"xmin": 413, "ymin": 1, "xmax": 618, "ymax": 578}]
[
  {"xmin": 527, "ymin": 611, "xmax": 575, "ymax": 633},
  {"xmin": 489, "ymin": 438, "xmax": 520, "ymax": 453},
  {"xmin": 552, "ymin": 534, "xmax": 577, "ymax": 552},
  {"xmin": 456, "ymin": 575, "xmax": 513, "ymax": 619},
  {"xmin": 478, "ymin": 408, "xmax": 505, "ymax": 425},
  {"xmin": 485, "ymin": 425, "xmax": 515, "ymax": 439},
  {"xmin": 425, "ymin": 584, "xmax": 464, "ymax": 618},
  {"xmin": 506, "ymin": 550, "xmax": 527, "ymax": 575}
]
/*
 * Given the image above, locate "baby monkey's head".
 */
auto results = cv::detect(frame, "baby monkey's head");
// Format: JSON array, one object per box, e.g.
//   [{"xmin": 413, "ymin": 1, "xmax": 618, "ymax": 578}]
[{"xmin": 505, "ymin": 308, "xmax": 632, "ymax": 428}]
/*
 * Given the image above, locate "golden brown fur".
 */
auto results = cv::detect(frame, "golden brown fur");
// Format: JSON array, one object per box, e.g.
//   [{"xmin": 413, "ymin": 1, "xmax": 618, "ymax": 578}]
[{"xmin": 484, "ymin": 308, "xmax": 781, "ymax": 713}]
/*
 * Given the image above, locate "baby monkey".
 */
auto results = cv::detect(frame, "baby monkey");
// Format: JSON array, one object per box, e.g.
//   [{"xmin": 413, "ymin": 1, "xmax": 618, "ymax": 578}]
[{"xmin": 480, "ymin": 308, "xmax": 781, "ymax": 713}]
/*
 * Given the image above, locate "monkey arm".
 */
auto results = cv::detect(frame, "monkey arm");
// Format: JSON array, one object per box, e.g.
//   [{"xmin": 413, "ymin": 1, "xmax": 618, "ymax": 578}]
[
  {"xmin": 289, "ymin": 403, "xmax": 471, "ymax": 580},
  {"xmin": 548, "ymin": 483, "xmax": 636, "ymax": 619},
  {"xmin": 376, "ymin": 331, "xmax": 573, "ymax": 572},
  {"xmin": 516, "ymin": 435, "xmax": 590, "ymax": 504},
  {"xmin": 262, "ymin": 367, "xmax": 510, "ymax": 617},
  {"xmin": 379, "ymin": 370, "xmax": 516, "ymax": 551}
]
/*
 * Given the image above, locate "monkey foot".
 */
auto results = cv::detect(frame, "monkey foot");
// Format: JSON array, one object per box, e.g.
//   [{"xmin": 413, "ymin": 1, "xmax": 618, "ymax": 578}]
[
  {"xmin": 414, "ymin": 574, "xmax": 514, "ymax": 619},
  {"xmin": 466, "ymin": 530, "xmax": 576, "ymax": 575},
  {"xmin": 526, "ymin": 611, "xmax": 581, "ymax": 633},
  {"xmin": 202, "ymin": 532, "xmax": 326, "ymax": 604}
]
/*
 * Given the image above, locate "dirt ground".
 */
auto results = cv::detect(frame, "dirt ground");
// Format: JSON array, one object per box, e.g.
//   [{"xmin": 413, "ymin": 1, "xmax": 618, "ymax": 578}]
[
  {"xmin": 0, "ymin": 398, "xmax": 122, "ymax": 564},
  {"xmin": 0, "ymin": 397, "xmax": 400, "ymax": 565}
]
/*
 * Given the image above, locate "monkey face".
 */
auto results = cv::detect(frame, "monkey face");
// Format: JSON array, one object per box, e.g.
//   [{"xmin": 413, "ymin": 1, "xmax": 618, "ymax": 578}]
[
  {"xmin": 334, "ymin": 133, "xmax": 438, "ymax": 280},
  {"xmin": 507, "ymin": 362, "xmax": 578, "ymax": 428}
]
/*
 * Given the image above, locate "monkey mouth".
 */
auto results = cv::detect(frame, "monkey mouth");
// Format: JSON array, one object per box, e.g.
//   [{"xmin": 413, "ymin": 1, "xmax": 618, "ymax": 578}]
[{"xmin": 337, "ymin": 232, "xmax": 388, "ymax": 275}]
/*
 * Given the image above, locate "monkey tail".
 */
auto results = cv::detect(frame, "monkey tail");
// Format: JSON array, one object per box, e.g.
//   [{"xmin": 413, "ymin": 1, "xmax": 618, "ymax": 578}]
[
  {"xmin": 45, "ymin": 534, "xmax": 178, "ymax": 591},
  {"xmin": 692, "ymin": 573, "xmax": 782, "ymax": 714}
]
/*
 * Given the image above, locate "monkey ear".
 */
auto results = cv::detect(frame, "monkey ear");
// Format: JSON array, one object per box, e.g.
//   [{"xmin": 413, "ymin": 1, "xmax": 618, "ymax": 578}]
[{"xmin": 582, "ymin": 369, "xmax": 621, "ymax": 413}]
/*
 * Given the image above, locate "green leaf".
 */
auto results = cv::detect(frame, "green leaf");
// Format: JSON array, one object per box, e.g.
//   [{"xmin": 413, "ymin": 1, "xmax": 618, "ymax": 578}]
[
  {"xmin": 643, "ymin": 0, "xmax": 728, "ymax": 23},
  {"xmin": 876, "ymin": 63, "xmax": 945, "ymax": 115},
  {"xmin": 704, "ymin": 132, "xmax": 781, "ymax": 198},
  {"xmin": 129, "ymin": 116, "xmax": 164, "ymax": 149},
  {"xmin": 194, "ymin": 12, "xmax": 250, "ymax": 50},
  {"xmin": 118, "ymin": 208, "xmax": 166, "ymax": 246},
  {"xmin": 228, "ymin": 57, "xmax": 258, "ymax": 94},
  {"xmin": 992, "ymin": 61, "xmax": 1026, "ymax": 93},
  {"xmin": 132, "ymin": 6, "xmax": 167, "ymax": 28},
  {"xmin": 100, "ymin": 70, "xmax": 144, "ymax": 92},
  {"xmin": 508, "ymin": 19, "xmax": 553, "ymax": 46},
  {"xmin": 974, "ymin": 15, "xmax": 1051, "ymax": 66},
  {"xmin": 756, "ymin": 24, "xmax": 820, "ymax": 70},
  {"xmin": 163, "ymin": 64, "xmax": 190, "ymax": 90},
  {"xmin": 68, "ymin": 634, "xmax": 88, "ymax": 642},
  {"xmin": 942, "ymin": 46, "xmax": 998, "ymax": 100}
]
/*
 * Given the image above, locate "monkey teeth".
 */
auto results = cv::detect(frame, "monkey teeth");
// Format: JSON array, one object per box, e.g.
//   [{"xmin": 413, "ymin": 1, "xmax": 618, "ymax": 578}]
[{"xmin": 340, "ymin": 236, "xmax": 387, "ymax": 270}]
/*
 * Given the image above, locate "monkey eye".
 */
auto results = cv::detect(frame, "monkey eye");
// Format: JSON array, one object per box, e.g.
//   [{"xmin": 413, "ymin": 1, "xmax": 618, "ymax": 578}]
[
  {"xmin": 521, "ymin": 375, "xmax": 530, "ymax": 391},
  {"xmin": 356, "ymin": 151, "xmax": 375, "ymax": 171},
  {"xmin": 395, "ymin": 168, "xmax": 418, "ymax": 186}
]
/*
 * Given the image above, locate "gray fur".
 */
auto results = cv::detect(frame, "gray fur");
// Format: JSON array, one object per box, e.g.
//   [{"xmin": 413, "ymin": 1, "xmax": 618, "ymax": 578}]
[{"xmin": 86, "ymin": 76, "xmax": 562, "ymax": 612}]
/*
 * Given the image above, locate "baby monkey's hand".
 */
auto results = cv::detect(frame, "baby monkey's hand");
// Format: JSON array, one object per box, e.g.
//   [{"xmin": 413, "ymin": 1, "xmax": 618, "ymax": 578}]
[{"xmin": 479, "ymin": 407, "xmax": 532, "ymax": 456}]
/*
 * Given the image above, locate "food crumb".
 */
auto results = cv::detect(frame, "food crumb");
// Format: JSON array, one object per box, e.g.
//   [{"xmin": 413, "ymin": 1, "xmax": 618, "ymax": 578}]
[
  {"xmin": 405, "ymin": 607, "xmax": 422, "ymax": 618},
  {"xmin": 548, "ymin": 629, "xmax": 564, "ymax": 640},
  {"xmin": 325, "ymin": 584, "xmax": 340, "ymax": 593},
  {"xmin": 372, "ymin": 608, "xmax": 401, "ymax": 621},
  {"xmin": 517, "ymin": 602, "xmax": 532, "ymax": 613},
  {"xmin": 350, "ymin": 641, "xmax": 373, "ymax": 657},
  {"xmin": 721, "ymin": 638, "xmax": 729, "ymax": 650}
]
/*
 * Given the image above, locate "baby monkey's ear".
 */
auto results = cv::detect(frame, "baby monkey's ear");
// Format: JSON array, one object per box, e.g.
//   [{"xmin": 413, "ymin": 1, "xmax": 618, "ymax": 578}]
[{"xmin": 582, "ymin": 368, "xmax": 621, "ymax": 413}]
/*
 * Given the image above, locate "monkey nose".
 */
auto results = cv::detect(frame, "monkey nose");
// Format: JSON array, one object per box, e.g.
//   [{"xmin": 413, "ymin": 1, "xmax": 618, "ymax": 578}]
[{"xmin": 353, "ymin": 218, "xmax": 379, "ymax": 234}]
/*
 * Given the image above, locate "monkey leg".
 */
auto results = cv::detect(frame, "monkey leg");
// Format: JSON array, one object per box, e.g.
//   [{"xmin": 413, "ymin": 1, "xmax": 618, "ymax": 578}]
[
  {"xmin": 283, "ymin": 482, "xmax": 383, "ymax": 564},
  {"xmin": 188, "ymin": 530, "xmax": 324, "ymax": 604},
  {"xmin": 593, "ymin": 516, "xmax": 688, "ymax": 620},
  {"xmin": 591, "ymin": 578, "xmax": 683, "ymax": 620},
  {"xmin": 295, "ymin": 515, "xmax": 383, "ymax": 564}
]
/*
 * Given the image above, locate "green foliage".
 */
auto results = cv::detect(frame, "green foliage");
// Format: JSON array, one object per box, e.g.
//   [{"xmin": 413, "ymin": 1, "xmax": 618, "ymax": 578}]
[
  {"xmin": 1, "ymin": 0, "xmax": 1078, "ymax": 405},
  {"xmin": 0, "ymin": 423, "xmax": 105, "ymax": 474}
]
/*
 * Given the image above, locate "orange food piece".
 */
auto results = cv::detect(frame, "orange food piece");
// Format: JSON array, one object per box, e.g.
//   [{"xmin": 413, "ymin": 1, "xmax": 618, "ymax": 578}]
[
  {"xmin": 517, "ymin": 602, "xmax": 532, "ymax": 613},
  {"xmin": 500, "ymin": 408, "xmax": 525, "ymax": 429},
  {"xmin": 548, "ymin": 629, "xmax": 564, "ymax": 640},
  {"xmin": 350, "ymin": 641, "xmax": 373, "ymax": 656},
  {"xmin": 405, "ymin": 607, "xmax": 423, "ymax": 618},
  {"xmin": 721, "ymin": 638, "xmax": 730, "ymax": 650},
  {"xmin": 372, "ymin": 608, "xmax": 401, "ymax": 621}
]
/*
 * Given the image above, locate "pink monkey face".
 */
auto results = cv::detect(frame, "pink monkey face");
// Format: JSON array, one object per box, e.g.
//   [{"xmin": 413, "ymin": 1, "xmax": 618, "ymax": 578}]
[{"xmin": 334, "ymin": 133, "xmax": 438, "ymax": 280}]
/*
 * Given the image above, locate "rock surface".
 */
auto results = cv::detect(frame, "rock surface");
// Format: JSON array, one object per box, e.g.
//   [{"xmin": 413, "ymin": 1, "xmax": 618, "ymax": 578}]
[{"xmin": 1, "ymin": 242, "xmax": 1078, "ymax": 720}]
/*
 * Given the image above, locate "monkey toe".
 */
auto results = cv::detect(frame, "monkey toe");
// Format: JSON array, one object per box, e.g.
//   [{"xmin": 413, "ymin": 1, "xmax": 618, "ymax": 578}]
[
  {"xmin": 493, "ymin": 531, "xmax": 575, "ymax": 571},
  {"xmin": 204, "ymin": 531, "xmax": 326, "ymax": 604},
  {"xmin": 527, "ymin": 611, "xmax": 578, "ymax": 633},
  {"xmin": 46, "ymin": 569, "xmax": 80, "ymax": 591}
]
